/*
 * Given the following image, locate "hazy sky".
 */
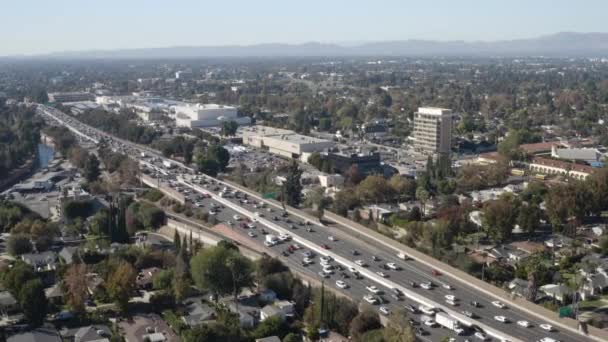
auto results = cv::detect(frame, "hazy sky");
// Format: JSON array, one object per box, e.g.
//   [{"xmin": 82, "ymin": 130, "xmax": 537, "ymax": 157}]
[{"xmin": 2, "ymin": 0, "xmax": 607, "ymax": 55}]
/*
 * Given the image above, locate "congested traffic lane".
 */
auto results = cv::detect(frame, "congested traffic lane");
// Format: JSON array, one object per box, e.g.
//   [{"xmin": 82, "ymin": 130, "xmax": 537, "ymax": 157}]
[
  {"xmin": 174, "ymin": 188, "xmax": 463, "ymax": 342},
  {"xmin": 39, "ymin": 105, "xmax": 588, "ymax": 342},
  {"xmin": 185, "ymin": 175, "xmax": 585, "ymax": 342}
]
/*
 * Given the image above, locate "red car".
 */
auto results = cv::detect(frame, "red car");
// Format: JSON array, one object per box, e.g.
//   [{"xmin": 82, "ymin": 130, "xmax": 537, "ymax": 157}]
[
  {"xmin": 321, "ymin": 244, "xmax": 331, "ymax": 250},
  {"xmin": 431, "ymin": 269, "xmax": 442, "ymax": 276}
]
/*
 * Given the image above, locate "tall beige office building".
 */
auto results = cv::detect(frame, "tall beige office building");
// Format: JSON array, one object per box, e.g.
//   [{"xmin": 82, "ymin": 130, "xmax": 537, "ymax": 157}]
[{"xmin": 413, "ymin": 107, "xmax": 453, "ymax": 155}]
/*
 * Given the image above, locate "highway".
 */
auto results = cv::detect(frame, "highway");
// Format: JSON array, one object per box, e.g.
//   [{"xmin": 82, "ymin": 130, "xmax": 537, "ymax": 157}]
[{"xmin": 37, "ymin": 104, "xmax": 596, "ymax": 342}]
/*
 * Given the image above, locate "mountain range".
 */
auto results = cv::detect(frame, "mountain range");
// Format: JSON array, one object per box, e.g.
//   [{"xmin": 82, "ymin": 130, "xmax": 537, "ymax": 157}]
[{"xmin": 19, "ymin": 32, "xmax": 608, "ymax": 59}]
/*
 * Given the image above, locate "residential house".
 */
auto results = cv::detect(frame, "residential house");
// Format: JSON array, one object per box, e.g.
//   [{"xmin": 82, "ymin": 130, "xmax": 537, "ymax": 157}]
[
  {"xmin": 7, "ymin": 327, "xmax": 63, "ymax": 342},
  {"xmin": 539, "ymin": 284, "xmax": 571, "ymax": 302},
  {"xmin": 359, "ymin": 204, "xmax": 396, "ymax": 222},
  {"xmin": 86, "ymin": 273, "xmax": 104, "ymax": 296},
  {"xmin": 255, "ymin": 337, "xmax": 282, "ymax": 342},
  {"xmin": 59, "ymin": 246, "xmax": 79, "ymax": 265},
  {"xmin": 117, "ymin": 313, "xmax": 179, "ymax": 342},
  {"xmin": 507, "ymin": 278, "xmax": 540, "ymax": 301},
  {"xmin": 136, "ymin": 267, "xmax": 161, "ymax": 290},
  {"xmin": 260, "ymin": 305, "xmax": 285, "ymax": 322},
  {"xmin": 182, "ymin": 298, "xmax": 216, "ymax": 327},
  {"xmin": 0, "ymin": 291, "xmax": 18, "ymax": 316},
  {"xmin": 258, "ymin": 289, "xmax": 277, "ymax": 303},
  {"xmin": 45, "ymin": 283, "xmax": 65, "ymax": 305},
  {"xmin": 489, "ymin": 244, "xmax": 530, "ymax": 264},
  {"xmin": 21, "ymin": 251, "xmax": 58, "ymax": 272},
  {"xmin": 61, "ymin": 324, "xmax": 112, "ymax": 342},
  {"xmin": 225, "ymin": 301, "xmax": 258, "ymax": 328},
  {"xmin": 580, "ymin": 254, "xmax": 608, "ymax": 299}
]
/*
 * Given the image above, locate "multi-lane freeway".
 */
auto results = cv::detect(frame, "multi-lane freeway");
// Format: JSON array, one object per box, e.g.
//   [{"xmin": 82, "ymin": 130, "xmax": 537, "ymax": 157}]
[{"xmin": 37, "ymin": 104, "xmax": 597, "ymax": 342}]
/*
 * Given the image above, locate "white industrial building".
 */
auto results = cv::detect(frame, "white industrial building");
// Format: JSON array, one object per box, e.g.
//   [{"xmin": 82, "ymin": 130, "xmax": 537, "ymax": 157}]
[
  {"xmin": 174, "ymin": 103, "xmax": 250, "ymax": 128},
  {"xmin": 242, "ymin": 125, "xmax": 335, "ymax": 159}
]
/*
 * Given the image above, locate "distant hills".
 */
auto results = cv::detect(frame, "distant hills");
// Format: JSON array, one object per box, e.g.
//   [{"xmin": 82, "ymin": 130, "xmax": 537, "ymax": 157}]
[{"xmin": 22, "ymin": 32, "xmax": 608, "ymax": 59}]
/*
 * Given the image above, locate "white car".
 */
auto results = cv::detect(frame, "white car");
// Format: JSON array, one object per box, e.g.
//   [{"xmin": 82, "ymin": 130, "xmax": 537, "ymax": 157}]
[
  {"xmin": 517, "ymin": 320, "xmax": 530, "ymax": 328},
  {"xmin": 420, "ymin": 282, "xmax": 432, "ymax": 290},
  {"xmin": 247, "ymin": 223, "xmax": 256, "ymax": 229},
  {"xmin": 424, "ymin": 319, "xmax": 437, "ymax": 327},
  {"xmin": 379, "ymin": 306, "xmax": 390, "ymax": 315},
  {"xmin": 446, "ymin": 299, "xmax": 458, "ymax": 306},
  {"xmin": 247, "ymin": 232, "xmax": 256, "ymax": 238},
  {"xmin": 539, "ymin": 324, "xmax": 554, "ymax": 332},
  {"xmin": 386, "ymin": 262, "xmax": 399, "ymax": 270},
  {"xmin": 363, "ymin": 295, "xmax": 378, "ymax": 304},
  {"xmin": 445, "ymin": 295, "xmax": 456, "ymax": 301},
  {"xmin": 474, "ymin": 332, "xmax": 488, "ymax": 340},
  {"xmin": 348, "ymin": 266, "xmax": 357, "ymax": 273},
  {"xmin": 254, "ymin": 212, "xmax": 262, "ymax": 217},
  {"xmin": 322, "ymin": 265, "xmax": 334, "ymax": 274},
  {"xmin": 376, "ymin": 271, "xmax": 388, "ymax": 278},
  {"xmin": 302, "ymin": 258, "xmax": 314, "ymax": 265},
  {"xmin": 336, "ymin": 280, "xmax": 348, "ymax": 289},
  {"xmin": 208, "ymin": 210, "xmax": 217, "ymax": 215},
  {"xmin": 494, "ymin": 315, "xmax": 509, "ymax": 323},
  {"xmin": 194, "ymin": 202, "xmax": 204, "ymax": 207},
  {"xmin": 355, "ymin": 260, "xmax": 367, "ymax": 267},
  {"xmin": 538, "ymin": 338, "xmax": 559, "ymax": 342},
  {"xmin": 442, "ymin": 283, "xmax": 453, "ymax": 290},
  {"xmin": 492, "ymin": 300, "xmax": 506, "ymax": 308},
  {"xmin": 318, "ymin": 271, "xmax": 330, "ymax": 278},
  {"xmin": 233, "ymin": 214, "xmax": 241, "ymax": 220},
  {"xmin": 320, "ymin": 256, "xmax": 332, "ymax": 264},
  {"xmin": 366, "ymin": 285, "xmax": 381, "ymax": 294},
  {"xmin": 328, "ymin": 235, "xmax": 337, "ymax": 241}
]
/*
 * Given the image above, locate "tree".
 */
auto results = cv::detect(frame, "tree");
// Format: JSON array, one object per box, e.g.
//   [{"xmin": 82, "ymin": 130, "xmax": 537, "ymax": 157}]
[
  {"xmin": 307, "ymin": 152, "xmax": 323, "ymax": 170},
  {"xmin": 107, "ymin": 261, "xmax": 137, "ymax": 313},
  {"xmin": 304, "ymin": 288, "xmax": 358, "ymax": 336},
  {"xmin": 283, "ymin": 160, "xmax": 303, "ymax": 207},
  {"xmin": 545, "ymin": 183, "xmax": 588, "ymax": 234},
  {"xmin": 1, "ymin": 261, "xmax": 35, "ymax": 295},
  {"xmin": 84, "ymin": 154, "xmax": 101, "ymax": 182},
  {"xmin": 518, "ymin": 203, "xmax": 542, "ymax": 236},
  {"xmin": 252, "ymin": 316, "xmax": 289, "ymax": 340},
  {"xmin": 221, "ymin": 120, "xmax": 238, "ymax": 137},
  {"xmin": 333, "ymin": 188, "xmax": 360, "ymax": 216},
  {"xmin": 383, "ymin": 309, "xmax": 416, "ymax": 342},
  {"xmin": 63, "ymin": 200, "xmax": 94, "ymax": 220},
  {"xmin": 207, "ymin": 145, "xmax": 230, "ymax": 171},
  {"xmin": 389, "ymin": 175, "xmax": 416, "ymax": 201},
  {"xmin": 7, "ymin": 234, "xmax": 32, "ymax": 255},
  {"xmin": 357, "ymin": 175, "xmax": 394, "ymax": 204},
  {"xmin": 349, "ymin": 309, "xmax": 381, "ymax": 340},
  {"xmin": 482, "ymin": 197, "xmax": 518, "ymax": 243},
  {"xmin": 190, "ymin": 245, "xmax": 253, "ymax": 300},
  {"xmin": 174, "ymin": 230, "xmax": 181, "ymax": 251},
  {"xmin": 283, "ymin": 333, "xmax": 302, "ymax": 342},
  {"xmin": 69, "ymin": 147, "xmax": 90, "ymax": 169},
  {"xmin": 415, "ymin": 187, "xmax": 430, "ymax": 215},
  {"xmin": 89, "ymin": 209, "xmax": 110, "ymax": 236},
  {"xmin": 152, "ymin": 269, "xmax": 174, "ymax": 291},
  {"xmin": 19, "ymin": 279, "xmax": 47, "ymax": 327},
  {"xmin": 64, "ymin": 263, "xmax": 88, "ymax": 314},
  {"xmin": 196, "ymin": 157, "xmax": 220, "ymax": 176}
]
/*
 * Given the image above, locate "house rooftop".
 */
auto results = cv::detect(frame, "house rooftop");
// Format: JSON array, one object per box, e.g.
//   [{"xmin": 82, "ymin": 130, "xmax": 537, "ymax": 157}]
[{"xmin": 8, "ymin": 327, "xmax": 62, "ymax": 342}]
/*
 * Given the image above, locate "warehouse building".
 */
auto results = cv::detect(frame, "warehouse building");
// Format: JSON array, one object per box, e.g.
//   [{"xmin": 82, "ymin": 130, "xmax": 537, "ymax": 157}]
[
  {"xmin": 48, "ymin": 92, "xmax": 95, "ymax": 103},
  {"xmin": 174, "ymin": 103, "xmax": 250, "ymax": 128},
  {"xmin": 242, "ymin": 125, "xmax": 335, "ymax": 159}
]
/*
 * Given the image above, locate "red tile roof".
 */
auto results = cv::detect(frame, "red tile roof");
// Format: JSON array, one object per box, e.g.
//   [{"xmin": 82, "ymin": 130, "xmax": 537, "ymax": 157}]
[{"xmin": 531, "ymin": 156, "xmax": 595, "ymax": 174}]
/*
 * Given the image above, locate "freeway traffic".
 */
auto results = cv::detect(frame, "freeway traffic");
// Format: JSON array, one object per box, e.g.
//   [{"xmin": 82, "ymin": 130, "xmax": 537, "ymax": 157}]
[{"xmin": 37, "ymin": 104, "xmax": 594, "ymax": 342}]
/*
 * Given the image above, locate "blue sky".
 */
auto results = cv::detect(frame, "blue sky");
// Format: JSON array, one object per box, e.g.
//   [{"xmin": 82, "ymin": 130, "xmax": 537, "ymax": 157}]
[{"xmin": 2, "ymin": 0, "xmax": 607, "ymax": 55}]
